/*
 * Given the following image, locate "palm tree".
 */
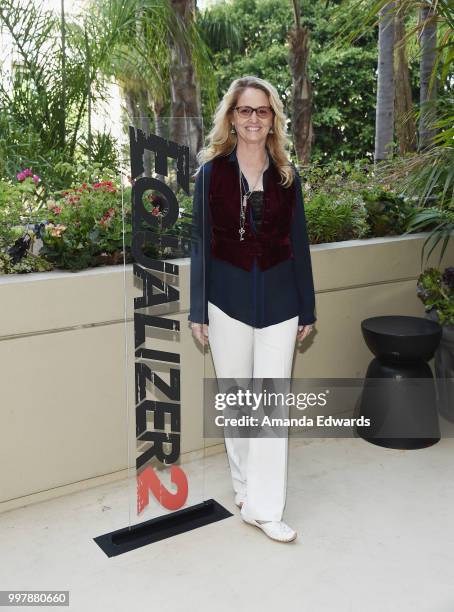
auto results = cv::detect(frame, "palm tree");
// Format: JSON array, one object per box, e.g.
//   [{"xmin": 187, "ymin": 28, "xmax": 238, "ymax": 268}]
[
  {"xmin": 102, "ymin": 1, "xmax": 173, "ymax": 176},
  {"xmin": 418, "ymin": 0, "xmax": 438, "ymax": 150},
  {"xmin": 96, "ymin": 0, "xmax": 216, "ymax": 174},
  {"xmin": 288, "ymin": 0, "xmax": 313, "ymax": 165},
  {"xmin": 168, "ymin": 0, "xmax": 205, "ymax": 172},
  {"xmin": 335, "ymin": 0, "xmax": 453, "ymax": 263},
  {"xmin": 375, "ymin": 1, "xmax": 396, "ymax": 162},
  {"xmin": 394, "ymin": 0, "xmax": 416, "ymax": 154}
]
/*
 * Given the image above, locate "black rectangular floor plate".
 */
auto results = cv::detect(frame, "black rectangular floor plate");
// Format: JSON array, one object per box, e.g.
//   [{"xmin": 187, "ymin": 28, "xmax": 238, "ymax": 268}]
[{"xmin": 94, "ymin": 499, "xmax": 233, "ymax": 557}]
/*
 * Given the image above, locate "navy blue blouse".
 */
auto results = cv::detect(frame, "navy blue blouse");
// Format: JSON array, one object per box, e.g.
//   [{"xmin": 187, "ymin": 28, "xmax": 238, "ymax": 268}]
[{"xmin": 188, "ymin": 145, "xmax": 317, "ymax": 328}]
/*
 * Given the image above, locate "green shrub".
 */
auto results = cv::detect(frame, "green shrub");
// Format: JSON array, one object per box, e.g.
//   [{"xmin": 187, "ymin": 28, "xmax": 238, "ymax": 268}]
[
  {"xmin": 0, "ymin": 170, "xmax": 45, "ymax": 248},
  {"xmin": 300, "ymin": 157, "xmax": 427, "ymax": 242},
  {"xmin": 361, "ymin": 187, "xmax": 416, "ymax": 237},
  {"xmin": 305, "ymin": 192, "xmax": 369, "ymax": 244},
  {"xmin": 417, "ymin": 267, "xmax": 454, "ymax": 326},
  {"xmin": 0, "ymin": 249, "xmax": 52, "ymax": 275},
  {"xmin": 0, "ymin": 180, "xmax": 24, "ymax": 249}
]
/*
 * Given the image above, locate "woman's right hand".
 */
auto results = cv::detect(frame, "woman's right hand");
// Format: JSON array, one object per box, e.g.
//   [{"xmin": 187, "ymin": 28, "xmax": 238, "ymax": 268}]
[{"xmin": 190, "ymin": 322, "xmax": 209, "ymax": 347}]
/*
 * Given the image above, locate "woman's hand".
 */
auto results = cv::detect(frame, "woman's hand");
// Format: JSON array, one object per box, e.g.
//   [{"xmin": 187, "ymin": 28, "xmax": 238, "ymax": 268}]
[
  {"xmin": 190, "ymin": 322, "xmax": 209, "ymax": 346},
  {"xmin": 297, "ymin": 324, "xmax": 314, "ymax": 343}
]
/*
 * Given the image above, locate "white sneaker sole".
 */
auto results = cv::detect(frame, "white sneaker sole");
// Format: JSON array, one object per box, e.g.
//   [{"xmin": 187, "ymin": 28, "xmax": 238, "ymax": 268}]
[{"xmin": 242, "ymin": 516, "xmax": 297, "ymax": 542}]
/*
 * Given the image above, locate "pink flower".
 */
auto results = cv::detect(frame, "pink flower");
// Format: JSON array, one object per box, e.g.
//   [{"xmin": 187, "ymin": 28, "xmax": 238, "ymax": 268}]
[
  {"xmin": 53, "ymin": 206, "xmax": 62, "ymax": 215},
  {"xmin": 92, "ymin": 180, "xmax": 116, "ymax": 193},
  {"xmin": 16, "ymin": 168, "xmax": 37, "ymax": 182},
  {"xmin": 98, "ymin": 207, "xmax": 116, "ymax": 226},
  {"xmin": 152, "ymin": 207, "xmax": 160, "ymax": 216}
]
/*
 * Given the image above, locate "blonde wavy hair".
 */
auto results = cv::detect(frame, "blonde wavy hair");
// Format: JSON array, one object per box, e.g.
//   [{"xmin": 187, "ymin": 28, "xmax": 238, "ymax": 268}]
[{"xmin": 195, "ymin": 75, "xmax": 295, "ymax": 188}]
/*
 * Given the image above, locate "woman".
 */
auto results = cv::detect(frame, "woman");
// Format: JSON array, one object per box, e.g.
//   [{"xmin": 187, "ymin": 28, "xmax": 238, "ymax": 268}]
[{"xmin": 188, "ymin": 76, "xmax": 316, "ymax": 543}]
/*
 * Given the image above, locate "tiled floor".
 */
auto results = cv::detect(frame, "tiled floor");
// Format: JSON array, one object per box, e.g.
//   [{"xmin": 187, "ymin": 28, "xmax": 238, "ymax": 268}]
[{"xmin": 1, "ymin": 437, "xmax": 454, "ymax": 612}]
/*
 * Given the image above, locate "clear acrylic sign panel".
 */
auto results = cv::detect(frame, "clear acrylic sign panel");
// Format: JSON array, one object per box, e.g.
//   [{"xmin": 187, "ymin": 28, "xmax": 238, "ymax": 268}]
[{"xmin": 121, "ymin": 116, "xmax": 209, "ymax": 527}]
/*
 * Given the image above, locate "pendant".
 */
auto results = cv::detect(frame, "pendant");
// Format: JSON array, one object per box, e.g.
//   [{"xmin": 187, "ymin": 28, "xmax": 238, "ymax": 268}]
[{"xmin": 239, "ymin": 227, "xmax": 245, "ymax": 240}]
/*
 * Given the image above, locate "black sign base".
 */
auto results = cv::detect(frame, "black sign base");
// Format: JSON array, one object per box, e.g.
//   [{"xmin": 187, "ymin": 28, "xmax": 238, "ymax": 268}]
[{"xmin": 94, "ymin": 499, "xmax": 233, "ymax": 557}]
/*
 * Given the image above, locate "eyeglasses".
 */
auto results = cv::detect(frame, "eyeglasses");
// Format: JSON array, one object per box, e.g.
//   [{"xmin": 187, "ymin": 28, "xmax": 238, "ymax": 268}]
[{"xmin": 234, "ymin": 106, "xmax": 274, "ymax": 119}]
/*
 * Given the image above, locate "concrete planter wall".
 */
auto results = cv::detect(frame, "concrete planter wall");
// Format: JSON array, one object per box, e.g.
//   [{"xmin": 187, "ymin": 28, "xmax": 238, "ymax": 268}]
[{"xmin": 1, "ymin": 232, "xmax": 453, "ymax": 511}]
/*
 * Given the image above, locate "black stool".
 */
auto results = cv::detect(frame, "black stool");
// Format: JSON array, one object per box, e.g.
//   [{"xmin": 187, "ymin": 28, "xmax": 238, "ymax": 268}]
[{"xmin": 355, "ymin": 315, "xmax": 442, "ymax": 449}]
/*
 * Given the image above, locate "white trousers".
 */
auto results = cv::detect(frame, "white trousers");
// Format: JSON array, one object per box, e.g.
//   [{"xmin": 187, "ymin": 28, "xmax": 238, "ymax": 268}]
[{"xmin": 207, "ymin": 301, "xmax": 299, "ymax": 521}]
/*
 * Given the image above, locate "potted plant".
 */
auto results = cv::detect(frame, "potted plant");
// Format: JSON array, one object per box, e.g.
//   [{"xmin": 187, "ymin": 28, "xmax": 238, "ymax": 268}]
[{"xmin": 417, "ymin": 267, "xmax": 454, "ymax": 421}]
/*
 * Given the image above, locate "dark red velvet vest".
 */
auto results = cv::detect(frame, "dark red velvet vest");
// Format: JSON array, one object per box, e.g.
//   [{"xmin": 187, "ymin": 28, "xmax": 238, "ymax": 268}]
[{"xmin": 208, "ymin": 154, "xmax": 296, "ymax": 271}]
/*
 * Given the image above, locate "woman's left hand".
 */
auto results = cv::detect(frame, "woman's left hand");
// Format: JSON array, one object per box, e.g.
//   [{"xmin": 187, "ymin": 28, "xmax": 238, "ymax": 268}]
[{"xmin": 297, "ymin": 324, "xmax": 314, "ymax": 342}]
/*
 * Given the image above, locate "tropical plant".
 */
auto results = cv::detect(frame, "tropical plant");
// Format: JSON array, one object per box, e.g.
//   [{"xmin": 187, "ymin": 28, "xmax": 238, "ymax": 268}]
[
  {"xmin": 376, "ymin": 142, "xmax": 454, "ymax": 268},
  {"xmin": 0, "ymin": 0, "xmax": 194, "ymax": 187},
  {"xmin": 78, "ymin": 131, "xmax": 120, "ymax": 170},
  {"xmin": 405, "ymin": 201, "xmax": 454, "ymax": 268},
  {"xmin": 94, "ymin": 0, "xmax": 217, "ymax": 175}
]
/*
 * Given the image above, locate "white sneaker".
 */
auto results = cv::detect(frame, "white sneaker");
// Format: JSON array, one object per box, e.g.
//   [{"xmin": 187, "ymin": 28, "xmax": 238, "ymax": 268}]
[{"xmin": 242, "ymin": 516, "xmax": 297, "ymax": 542}]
